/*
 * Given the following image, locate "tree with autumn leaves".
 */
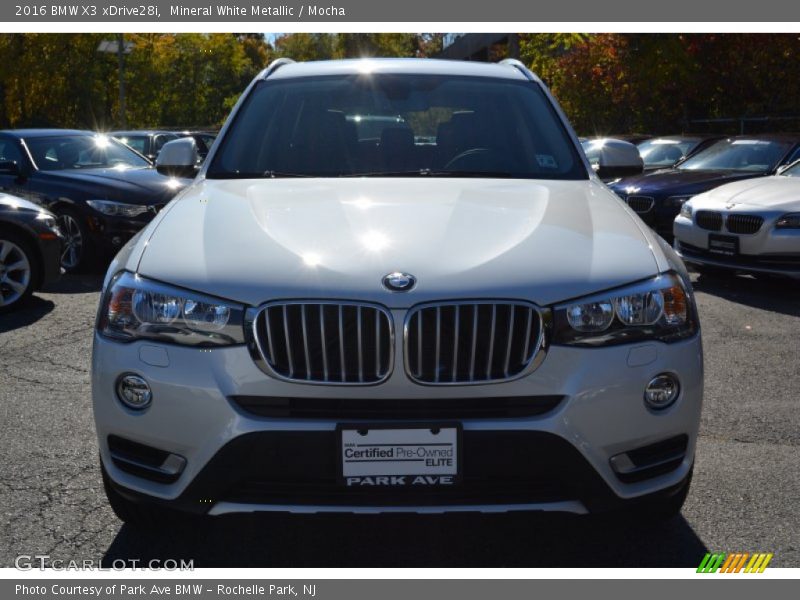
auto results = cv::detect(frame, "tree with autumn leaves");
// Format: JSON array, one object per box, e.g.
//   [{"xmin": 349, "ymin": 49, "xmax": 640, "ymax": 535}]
[{"xmin": 0, "ymin": 33, "xmax": 797, "ymax": 134}]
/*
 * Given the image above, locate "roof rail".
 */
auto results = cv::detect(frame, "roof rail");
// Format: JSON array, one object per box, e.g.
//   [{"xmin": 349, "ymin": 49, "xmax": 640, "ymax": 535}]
[
  {"xmin": 498, "ymin": 58, "xmax": 538, "ymax": 82},
  {"xmin": 260, "ymin": 57, "xmax": 296, "ymax": 79}
]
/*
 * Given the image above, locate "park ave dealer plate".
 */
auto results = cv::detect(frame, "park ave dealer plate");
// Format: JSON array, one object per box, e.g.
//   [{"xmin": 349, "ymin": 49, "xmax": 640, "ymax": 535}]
[{"xmin": 338, "ymin": 423, "xmax": 461, "ymax": 487}]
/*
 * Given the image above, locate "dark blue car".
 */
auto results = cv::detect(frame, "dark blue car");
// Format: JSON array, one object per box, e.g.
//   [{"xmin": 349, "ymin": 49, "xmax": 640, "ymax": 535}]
[
  {"xmin": 0, "ymin": 129, "xmax": 190, "ymax": 271},
  {"xmin": 608, "ymin": 134, "xmax": 800, "ymax": 240}
]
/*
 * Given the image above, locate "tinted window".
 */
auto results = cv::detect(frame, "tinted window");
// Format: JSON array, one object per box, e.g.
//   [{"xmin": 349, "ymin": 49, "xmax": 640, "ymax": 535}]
[
  {"xmin": 208, "ymin": 74, "xmax": 586, "ymax": 180},
  {"xmin": 115, "ymin": 135, "xmax": 148, "ymax": 155},
  {"xmin": 0, "ymin": 139, "xmax": 24, "ymax": 164},
  {"xmin": 678, "ymin": 139, "xmax": 791, "ymax": 173},
  {"xmin": 26, "ymin": 135, "xmax": 150, "ymax": 171},
  {"xmin": 781, "ymin": 161, "xmax": 800, "ymax": 177},
  {"xmin": 637, "ymin": 138, "xmax": 699, "ymax": 168}
]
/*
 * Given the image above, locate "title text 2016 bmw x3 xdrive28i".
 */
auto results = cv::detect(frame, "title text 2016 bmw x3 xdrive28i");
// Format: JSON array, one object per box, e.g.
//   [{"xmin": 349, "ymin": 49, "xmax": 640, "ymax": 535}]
[{"xmin": 92, "ymin": 58, "xmax": 703, "ymax": 526}]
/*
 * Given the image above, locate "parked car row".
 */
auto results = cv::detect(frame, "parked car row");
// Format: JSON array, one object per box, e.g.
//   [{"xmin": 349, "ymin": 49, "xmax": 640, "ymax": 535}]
[
  {"xmin": 110, "ymin": 130, "xmax": 217, "ymax": 162},
  {"xmin": 598, "ymin": 134, "xmax": 800, "ymax": 280}
]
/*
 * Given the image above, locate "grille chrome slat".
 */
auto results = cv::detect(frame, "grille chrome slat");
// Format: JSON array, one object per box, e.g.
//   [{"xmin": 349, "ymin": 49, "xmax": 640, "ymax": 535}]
[
  {"xmin": 356, "ymin": 306, "xmax": 363, "ymax": 383},
  {"xmin": 319, "ymin": 305, "xmax": 329, "ymax": 381},
  {"xmin": 486, "ymin": 305, "xmax": 497, "ymax": 379},
  {"xmin": 300, "ymin": 305, "xmax": 311, "ymax": 380},
  {"xmin": 375, "ymin": 310, "xmax": 381, "ymax": 380},
  {"xmin": 282, "ymin": 305, "xmax": 295, "ymax": 378},
  {"xmin": 337, "ymin": 306, "xmax": 346, "ymax": 383},
  {"xmin": 252, "ymin": 301, "xmax": 393, "ymax": 385},
  {"xmin": 451, "ymin": 305, "xmax": 460, "ymax": 383},
  {"xmin": 434, "ymin": 306, "xmax": 442, "ymax": 383},
  {"xmin": 503, "ymin": 306, "xmax": 516, "ymax": 377},
  {"xmin": 469, "ymin": 306, "xmax": 478, "ymax": 381},
  {"xmin": 405, "ymin": 301, "xmax": 545, "ymax": 385}
]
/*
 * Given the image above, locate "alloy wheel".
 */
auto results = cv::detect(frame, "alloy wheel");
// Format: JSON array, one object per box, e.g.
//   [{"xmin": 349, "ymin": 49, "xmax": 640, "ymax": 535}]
[
  {"xmin": 58, "ymin": 213, "xmax": 83, "ymax": 270},
  {"xmin": 0, "ymin": 239, "xmax": 32, "ymax": 308}
]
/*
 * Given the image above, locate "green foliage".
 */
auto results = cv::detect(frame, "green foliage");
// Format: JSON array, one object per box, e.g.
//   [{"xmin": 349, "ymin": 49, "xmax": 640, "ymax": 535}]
[
  {"xmin": 520, "ymin": 33, "xmax": 800, "ymax": 135},
  {"xmin": 1, "ymin": 33, "xmax": 798, "ymax": 135}
]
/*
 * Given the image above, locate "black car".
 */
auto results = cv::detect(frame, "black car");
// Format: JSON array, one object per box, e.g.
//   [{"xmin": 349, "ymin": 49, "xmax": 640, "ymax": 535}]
[
  {"xmin": 109, "ymin": 130, "xmax": 180, "ymax": 162},
  {"xmin": 636, "ymin": 135, "xmax": 722, "ymax": 172},
  {"xmin": 0, "ymin": 129, "xmax": 190, "ymax": 271},
  {"xmin": 176, "ymin": 131, "xmax": 217, "ymax": 161},
  {"xmin": 608, "ymin": 134, "xmax": 800, "ymax": 239},
  {"xmin": 0, "ymin": 193, "xmax": 62, "ymax": 312}
]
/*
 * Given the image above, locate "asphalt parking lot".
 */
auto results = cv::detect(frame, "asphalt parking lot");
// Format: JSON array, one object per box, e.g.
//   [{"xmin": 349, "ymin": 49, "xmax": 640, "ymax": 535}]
[{"xmin": 0, "ymin": 271, "xmax": 798, "ymax": 568}]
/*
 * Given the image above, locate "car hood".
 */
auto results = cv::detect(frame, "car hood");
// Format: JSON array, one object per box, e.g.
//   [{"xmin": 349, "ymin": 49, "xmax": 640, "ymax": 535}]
[
  {"xmin": 0, "ymin": 192, "xmax": 46, "ymax": 213},
  {"xmin": 691, "ymin": 176, "xmax": 800, "ymax": 211},
  {"xmin": 611, "ymin": 168, "xmax": 763, "ymax": 196},
  {"xmin": 136, "ymin": 178, "xmax": 660, "ymax": 307},
  {"xmin": 39, "ymin": 167, "xmax": 188, "ymax": 204}
]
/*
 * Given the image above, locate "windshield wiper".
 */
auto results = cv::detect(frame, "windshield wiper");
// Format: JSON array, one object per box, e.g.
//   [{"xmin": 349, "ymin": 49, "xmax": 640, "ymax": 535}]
[{"xmin": 263, "ymin": 170, "xmax": 314, "ymax": 178}]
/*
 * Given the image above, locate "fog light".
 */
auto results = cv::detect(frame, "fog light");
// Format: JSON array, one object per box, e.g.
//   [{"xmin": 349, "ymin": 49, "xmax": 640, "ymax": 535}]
[
  {"xmin": 116, "ymin": 374, "xmax": 152, "ymax": 410},
  {"xmin": 644, "ymin": 373, "xmax": 680, "ymax": 409}
]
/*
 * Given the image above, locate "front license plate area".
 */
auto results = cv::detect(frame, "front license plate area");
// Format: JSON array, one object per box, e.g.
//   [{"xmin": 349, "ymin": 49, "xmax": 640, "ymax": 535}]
[
  {"xmin": 337, "ymin": 423, "xmax": 461, "ymax": 488},
  {"xmin": 708, "ymin": 233, "xmax": 740, "ymax": 256}
]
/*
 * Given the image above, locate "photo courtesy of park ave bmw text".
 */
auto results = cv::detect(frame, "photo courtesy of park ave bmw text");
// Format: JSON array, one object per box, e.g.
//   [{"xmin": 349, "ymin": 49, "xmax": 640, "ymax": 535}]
[{"xmin": 0, "ymin": 0, "xmax": 799, "ymax": 590}]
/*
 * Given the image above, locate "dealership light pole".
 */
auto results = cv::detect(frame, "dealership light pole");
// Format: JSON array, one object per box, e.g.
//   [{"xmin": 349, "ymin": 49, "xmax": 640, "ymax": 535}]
[{"xmin": 97, "ymin": 34, "xmax": 134, "ymax": 128}]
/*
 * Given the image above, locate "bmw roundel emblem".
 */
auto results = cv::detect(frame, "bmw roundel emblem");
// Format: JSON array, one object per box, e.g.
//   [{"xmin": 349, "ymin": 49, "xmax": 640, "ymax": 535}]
[{"xmin": 382, "ymin": 272, "xmax": 416, "ymax": 292}]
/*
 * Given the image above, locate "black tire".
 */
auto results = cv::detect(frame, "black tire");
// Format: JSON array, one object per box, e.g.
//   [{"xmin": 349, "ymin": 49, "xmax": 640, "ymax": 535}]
[
  {"xmin": 55, "ymin": 207, "xmax": 93, "ymax": 273},
  {"xmin": 0, "ymin": 229, "xmax": 40, "ymax": 313},
  {"xmin": 101, "ymin": 461, "xmax": 193, "ymax": 529}
]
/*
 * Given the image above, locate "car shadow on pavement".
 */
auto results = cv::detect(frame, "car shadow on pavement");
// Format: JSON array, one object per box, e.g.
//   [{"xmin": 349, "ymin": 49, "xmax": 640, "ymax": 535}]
[
  {"xmin": 0, "ymin": 296, "xmax": 54, "ymax": 333},
  {"xmin": 102, "ymin": 511, "xmax": 708, "ymax": 568},
  {"xmin": 42, "ymin": 273, "xmax": 104, "ymax": 294},
  {"xmin": 691, "ymin": 273, "xmax": 800, "ymax": 317}
]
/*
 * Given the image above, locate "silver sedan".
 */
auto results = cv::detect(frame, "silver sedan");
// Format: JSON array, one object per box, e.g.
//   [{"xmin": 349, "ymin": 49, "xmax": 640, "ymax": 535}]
[{"xmin": 674, "ymin": 160, "xmax": 800, "ymax": 278}]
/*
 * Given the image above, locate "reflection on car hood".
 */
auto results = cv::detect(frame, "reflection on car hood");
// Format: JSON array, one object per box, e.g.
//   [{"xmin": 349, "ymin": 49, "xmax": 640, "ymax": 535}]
[
  {"xmin": 692, "ymin": 176, "xmax": 800, "ymax": 211},
  {"xmin": 136, "ymin": 178, "xmax": 659, "ymax": 308},
  {"xmin": 610, "ymin": 168, "xmax": 764, "ymax": 196},
  {"xmin": 0, "ymin": 192, "xmax": 46, "ymax": 213},
  {"xmin": 39, "ymin": 167, "xmax": 188, "ymax": 204}
]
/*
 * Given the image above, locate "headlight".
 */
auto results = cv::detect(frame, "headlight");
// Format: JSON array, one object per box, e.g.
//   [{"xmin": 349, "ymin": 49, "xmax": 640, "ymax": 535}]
[
  {"xmin": 552, "ymin": 272, "xmax": 698, "ymax": 346},
  {"xmin": 97, "ymin": 271, "xmax": 246, "ymax": 346},
  {"xmin": 776, "ymin": 213, "xmax": 800, "ymax": 229},
  {"xmin": 667, "ymin": 195, "xmax": 693, "ymax": 208},
  {"xmin": 86, "ymin": 199, "xmax": 150, "ymax": 218},
  {"xmin": 679, "ymin": 203, "xmax": 693, "ymax": 219},
  {"xmin": 35, "ymin": 211, "xmax": 57, "ymax": 229}
]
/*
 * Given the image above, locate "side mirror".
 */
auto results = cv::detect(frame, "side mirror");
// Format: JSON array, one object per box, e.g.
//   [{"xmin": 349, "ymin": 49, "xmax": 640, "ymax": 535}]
[
  {"xmin": 155, "ymin": 138, "xmax": 199, "ymax": 178},
  {"xmin": 0, "ymin": 160, "xmax": 20, "ymax": 176},
  {"xmin": 583, "ymin": 139, "xmax": 644, "ymax": 181}
]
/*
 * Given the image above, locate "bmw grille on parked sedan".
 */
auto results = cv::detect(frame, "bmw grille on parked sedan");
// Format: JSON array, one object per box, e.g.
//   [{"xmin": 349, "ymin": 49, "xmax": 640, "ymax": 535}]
[
  {"xmin": 93, "ymin": 58, "xmax": 703, "ymax": 525},
  {"xmin": 674, "ymin": 158, "xmax": 800, "ymax": 278}
]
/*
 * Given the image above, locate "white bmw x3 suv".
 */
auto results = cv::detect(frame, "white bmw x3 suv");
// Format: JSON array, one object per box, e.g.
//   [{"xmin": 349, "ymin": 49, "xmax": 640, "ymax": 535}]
[{"xmin": 92, "ymin": 58, "xmax": 703, "ymax": 525}]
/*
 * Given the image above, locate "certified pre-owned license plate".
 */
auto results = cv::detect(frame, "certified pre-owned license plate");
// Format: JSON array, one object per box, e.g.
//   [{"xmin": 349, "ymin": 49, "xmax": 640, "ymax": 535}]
[
  {"xmin": 708, "ymin": 233, "xmax": 740, "ymax": 256},
  {"xmin": 338, "ymin": 424, "xmax": 461, "ymax": 487}
]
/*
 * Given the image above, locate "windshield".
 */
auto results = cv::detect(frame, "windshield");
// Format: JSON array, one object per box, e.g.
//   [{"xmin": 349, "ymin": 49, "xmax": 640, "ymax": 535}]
[
  {"xmin": 26, "ymin": 135, "xmax": 151, "ymax": 171},
  {"xmin": 207, "ymin": 74, "xmax": 586, "ymax": 179},
  {"xmin": 781, "ymin": 161, "xmax": 800, "ymax": 177},
  {"xmin": 115, "ymin": 135, "xmax": 148, "ymax": 155},
  {"xmin": 637, "ymin": 138, "xmax": 699, "ymax": 168},
  {"xmin": 678, "ymin": 139, "xmax": 791, "ymax": 173}
]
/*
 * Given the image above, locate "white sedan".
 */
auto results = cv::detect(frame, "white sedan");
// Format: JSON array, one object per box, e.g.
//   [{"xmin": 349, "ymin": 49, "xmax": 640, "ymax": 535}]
[{"xmin": 674, "ymin": 160, "xmax": 800, "ymax": 278}]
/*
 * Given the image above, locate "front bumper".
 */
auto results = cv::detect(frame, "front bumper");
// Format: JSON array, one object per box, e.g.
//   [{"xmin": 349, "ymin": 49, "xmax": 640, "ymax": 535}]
[
  {"xmin": 83, "ymin": 210, "xmax": 159, "ymax": 254},
  {"xmin": 674, "ymin": 215, "xmax": 800, "ymax": 278},
  {"xmin": 92, "ymin": 328, "xmax": 703, "ymax": 515}
]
